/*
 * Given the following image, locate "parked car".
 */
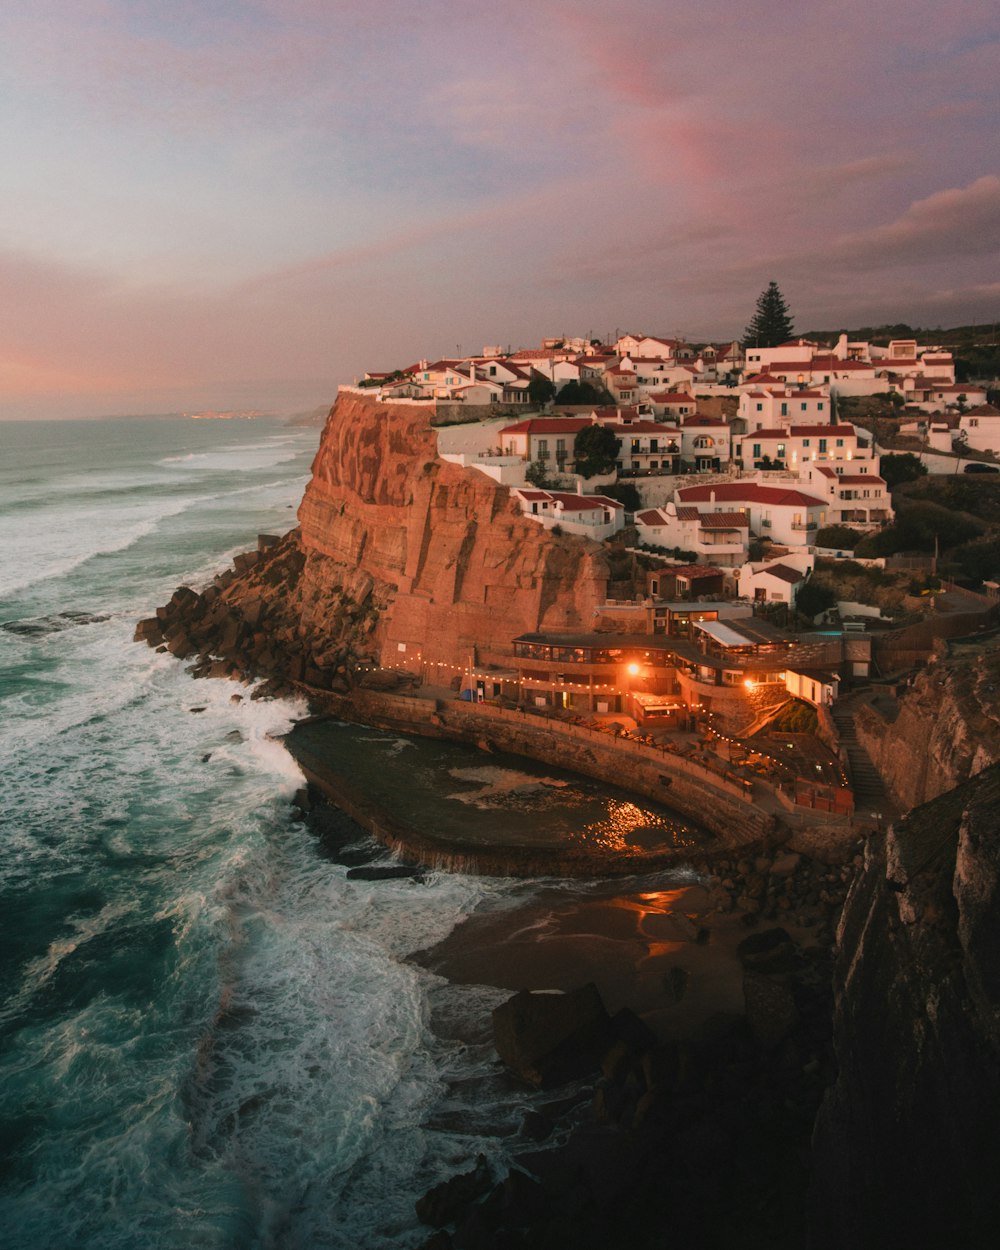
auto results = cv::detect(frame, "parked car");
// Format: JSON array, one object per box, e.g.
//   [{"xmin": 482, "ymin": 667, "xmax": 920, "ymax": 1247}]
[{"xmin": 963, "ymin": 463, "xmax": 1000, "ymax": 473}]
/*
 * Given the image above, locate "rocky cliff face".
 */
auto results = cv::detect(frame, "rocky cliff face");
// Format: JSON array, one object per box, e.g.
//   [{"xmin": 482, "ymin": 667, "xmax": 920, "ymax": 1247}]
[
  {"xmin": 138, "ymin": 392, "xmax": 616, "ymax": 690},
  {"xmin": 809, "ymin": 762, "xmax": 1000, "ymax": 1249},
  {"xmin": 855, "ymin": 638, "xmax": 1000, "ymax": 811}
]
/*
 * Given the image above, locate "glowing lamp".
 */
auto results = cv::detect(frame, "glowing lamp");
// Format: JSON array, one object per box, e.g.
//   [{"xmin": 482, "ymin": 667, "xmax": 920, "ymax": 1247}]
[
  {"xmin": 627, "ymin": 662, "xmax": 641, "ymax": 676},
  {"xmin": 743, "ymin": 678, "xmax": 755, "ymax": 690}
]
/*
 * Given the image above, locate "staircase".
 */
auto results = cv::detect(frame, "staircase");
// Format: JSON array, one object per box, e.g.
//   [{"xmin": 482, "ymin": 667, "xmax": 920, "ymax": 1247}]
[{"xmin": 831, "ymin": 694, "xmax": 894, "ymax": 822}]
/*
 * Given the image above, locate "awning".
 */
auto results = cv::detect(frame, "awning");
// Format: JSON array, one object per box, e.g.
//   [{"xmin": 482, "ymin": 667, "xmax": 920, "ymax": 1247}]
[{"xmin": 694, "ymin": 619, "xmax": 753, "ymax": 648}]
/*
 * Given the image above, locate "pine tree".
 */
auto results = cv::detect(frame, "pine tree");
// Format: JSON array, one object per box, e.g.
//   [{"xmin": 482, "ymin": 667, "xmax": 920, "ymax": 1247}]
[{"xmin": 743, "ymin": 281, "xmax": 795, "ymax": 349}]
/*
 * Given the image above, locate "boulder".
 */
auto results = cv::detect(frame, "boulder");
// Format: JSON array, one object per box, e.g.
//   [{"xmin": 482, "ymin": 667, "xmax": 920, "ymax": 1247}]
[
  {"xmin": 492, "ymin": 984, "xmax": 612, "ymax": 1088},
  {"xmin": 133, "ymin": 617, "xmax": 163, "ymax": 645}
]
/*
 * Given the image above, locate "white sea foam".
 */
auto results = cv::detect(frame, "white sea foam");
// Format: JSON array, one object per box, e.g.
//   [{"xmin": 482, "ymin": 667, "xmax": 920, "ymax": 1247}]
[{"xmin": 0, "ymin": 416, "xmax": 537, "ymax": 1250}]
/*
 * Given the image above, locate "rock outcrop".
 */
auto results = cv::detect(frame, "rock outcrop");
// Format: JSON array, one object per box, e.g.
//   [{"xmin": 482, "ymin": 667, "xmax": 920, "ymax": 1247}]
[
  {"xmin": 854, "ymin": 637, "xmax": 1000, "ymax": 811},
  {"xmin": 809, "ymin": 762, "xmax": 1000, "ymax": 1249},
  {"xmin": 138, "ymin": 392, "xmax": 617, "ymax": 689}
]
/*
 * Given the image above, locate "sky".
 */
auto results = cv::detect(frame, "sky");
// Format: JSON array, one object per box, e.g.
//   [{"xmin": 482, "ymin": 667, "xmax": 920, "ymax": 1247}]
[{"xmin": 0, "ymin": 0, "xmax": 998, "ymax": 418}]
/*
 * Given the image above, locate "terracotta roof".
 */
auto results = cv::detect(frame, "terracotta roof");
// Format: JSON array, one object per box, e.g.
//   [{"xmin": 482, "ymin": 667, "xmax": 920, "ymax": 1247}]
[
  {"xmin": 681, "ymin": 415, "xmax": 727, "ymax": 427},
  {"xmin": 836, "ymin": 475, "xmax": 886, "ymax": 485},
  {"xmin": 636, "ymin": 508, "xmax": 670, "ymax": 525},
  {"xmin": 677, "ymin": 483, "xmax": 826, "ymax": 508},
  {"xmin": 516, "ymin": 490, "xmax": 551, "ymax": 501},
  {"xmin": 499, "ymin": 417, "xmax": 592, "ymax": 434},
  {"xmin": 788, "ymin": 424, "xmax": 857, "ymax": 436},
  {"xmin": 657, "ymin": 393, "xmax": 696, "ymax": 404},
  {"xmin": 675, "ymin": 506, "xmax": 700, "ymax": 521},
  {"xmin": 699, "ymin": 511, "xmax": 750, "ymax": 529}
]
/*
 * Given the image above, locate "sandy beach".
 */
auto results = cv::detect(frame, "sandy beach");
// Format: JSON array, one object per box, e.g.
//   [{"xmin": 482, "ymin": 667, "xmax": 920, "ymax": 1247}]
[{"xmin": 412, "ymin": 879, "xmax": 768, "ymax": 1043}]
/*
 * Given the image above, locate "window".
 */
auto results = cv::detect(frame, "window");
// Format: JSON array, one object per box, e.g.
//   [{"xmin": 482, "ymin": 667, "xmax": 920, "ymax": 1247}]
[
  {"xmin": 756, "ymin": 403, "xmax": 763, "ymax": 412},
  {"xmin": 803, "ymin": 438, "xmax": 810, "ymax": 447},
  {"xmin": 489, "ymin": 365, "xmax": 497, "ymax": 376},
  {"xmin": 777, "ymin": 444, "xmax": 786, "ymax": 458},
  {"xmin": 819, "ymin": 439, "xmax": 828, "ymax": 452},
  {"xmin": 780, "ymin": 402, "xmax": 788, "ymax": 416},
  {"xmin": 818, "ymin": 402, "xmax": 824, "ymax": 411},
  {"xmin": 836, "ymin": 438, "xmax": 844, "ymax": 447},
  {"xmin": 538, "ymin": 439, "xmax": 549, "ymax": 460},
  {"xmin": 650, "ymin": 438, "xmax": 658, "ymax": 452},
  {"xmin": 801, "ymin": 402, "xmax": 808, "ymax": 411},
  {"xmin": 752, "ymin": 443, "xmax": 761, "ymax": 458}
]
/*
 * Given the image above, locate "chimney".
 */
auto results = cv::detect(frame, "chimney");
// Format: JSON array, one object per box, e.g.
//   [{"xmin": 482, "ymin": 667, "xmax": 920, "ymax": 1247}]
[{"xmin": 710, "ymin": 489, "xmax": 716, "ymax": 504}]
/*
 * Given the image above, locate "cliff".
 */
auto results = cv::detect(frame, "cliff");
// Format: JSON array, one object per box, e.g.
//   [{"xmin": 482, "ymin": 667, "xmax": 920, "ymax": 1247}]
[
  {"xmin": 138, "ymin": 392, "xmax": 617, "ymax": 689},
  {"xmin": 855, "ymin": 637, "xmax": 1000, "ymax": 811},
  {"xmin": 809, "ymin": 762, "xmax": 1000, "ymax": 1248}
]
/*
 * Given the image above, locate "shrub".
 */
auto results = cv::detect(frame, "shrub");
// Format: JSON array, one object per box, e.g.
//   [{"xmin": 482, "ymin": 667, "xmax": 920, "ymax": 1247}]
[{"xmin": 816, "ymin": 525, "xmax": 862, "ymax": 550}]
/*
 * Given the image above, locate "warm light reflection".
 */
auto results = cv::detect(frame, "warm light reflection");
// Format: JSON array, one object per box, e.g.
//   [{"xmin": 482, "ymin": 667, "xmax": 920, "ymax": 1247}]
[{"xmin": 576, "ymin": 798, "xmax": 694, "ymax": 851}]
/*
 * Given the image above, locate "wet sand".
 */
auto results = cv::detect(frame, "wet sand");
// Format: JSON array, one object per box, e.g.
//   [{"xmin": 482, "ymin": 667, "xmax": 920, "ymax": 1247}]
[{"xmin": 412, "ymin": 880, "xmax": 756, "ymax": 1042}]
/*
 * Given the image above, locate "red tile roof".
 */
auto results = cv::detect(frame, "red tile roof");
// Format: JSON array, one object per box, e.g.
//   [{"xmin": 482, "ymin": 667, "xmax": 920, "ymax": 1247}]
[
  {"xmin": 699, "ymin": 511, "xmax": 750, "ymax": 529},
  {"xmin": 677, "ymin": 483, "xmax": 826, "ymax": 508},
  {"xmin": 499, "ymin": 417, "xmax": 593, "ymax": 434}
]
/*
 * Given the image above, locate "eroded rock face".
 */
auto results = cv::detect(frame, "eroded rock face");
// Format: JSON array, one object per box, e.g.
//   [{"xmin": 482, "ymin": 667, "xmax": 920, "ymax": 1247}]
[
  {"xmin": 855, "ymin": 641, "xmax": 1000, "ymax": 811},
  {"xmin": 141, "ymin": 393, "xmax": 615, "ymax": 690},
  {"xmin": 809, "ymin": 763, "xmax": 1000, "ymax": 1249},
  {"xmin": 299, "ymin": 393, "xmax": 612, "ymax": 670}
]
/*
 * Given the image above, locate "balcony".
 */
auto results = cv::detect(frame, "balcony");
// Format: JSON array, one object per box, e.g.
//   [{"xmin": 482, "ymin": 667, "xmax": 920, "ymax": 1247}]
[{"xmin": 790, "ymin": 520, "xmax": 817, "ymax": 531}]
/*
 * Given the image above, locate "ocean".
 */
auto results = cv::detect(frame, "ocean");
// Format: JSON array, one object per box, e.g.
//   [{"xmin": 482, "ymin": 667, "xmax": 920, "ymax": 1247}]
[
  {"xmin": 0, "ymin": 415, "xmax": 702, "ymax": 1248},
  {"xmin": 0, "ymin": 416, "xmax": 528, "ymax": 1249}
]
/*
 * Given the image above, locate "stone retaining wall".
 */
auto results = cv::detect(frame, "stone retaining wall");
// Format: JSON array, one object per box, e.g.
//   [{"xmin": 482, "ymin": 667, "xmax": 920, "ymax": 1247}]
[{"xmin": 317, "ymin": 687, "xmax": 777, "ymax": 846}]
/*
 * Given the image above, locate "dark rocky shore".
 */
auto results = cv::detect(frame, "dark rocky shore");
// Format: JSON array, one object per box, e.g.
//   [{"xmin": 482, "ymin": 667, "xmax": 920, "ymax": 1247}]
[
  {"xmin": 296, "ymin": 781, "xmax": 849, "ymax": 1250},
  {"xmin": 140, "ymin": 545, "xmax": 1000, "ymax": 1249}
]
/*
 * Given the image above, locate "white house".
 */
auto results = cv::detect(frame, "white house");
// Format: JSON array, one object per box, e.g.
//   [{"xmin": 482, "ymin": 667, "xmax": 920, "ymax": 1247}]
[
  {"xmin": 636, "ymin": 503, "xmax": 749, "ymax": 566},
  {"xmin": 499, "ymin": 417, "xmax": 593, "ymax": 469},
  {"xmin": 803, "ymin": 466, "xmax": 892, "ymax": 530},
  {"xmin": 678, "ymin": 415, "xmax": 731, "ymax": 471},
  {"xmin": 647, "ymin": 391, "xmax": 699, "ymax": 420},
  {"xmin": 734, "ymin": 423, "xmax": 872, "ymax": 471},
  {"xmin": 604, "ymin": 420, "xmax": 681, "ymax": 475},
  {"xmin": 901, "ymin": 380, "xmax": 988, "ymax": 413},
  {"xmin": 615, "ymin": 334, "xmax": 695, "ymax": 361},
  {"xmin": 675, "ymin": 482, "xmax": 828, "ymax": 547},
  {"xmin": 738, "ymin": 387, "xmax": 832, "ymax": 431},
  {"xmin": 737, "ymin": 560, "xmax": 809, "ymax": 605},
  {"xmin": 958, "ymin": 405, "xmax": 1000, "ymax": 454},
  {"xmin": 512, "ymin": 489, "xmax": 625, "ymax": 541},
  {"xmin": 742, "ymin": 335, "xmax": 956, "ymax": 398}
]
